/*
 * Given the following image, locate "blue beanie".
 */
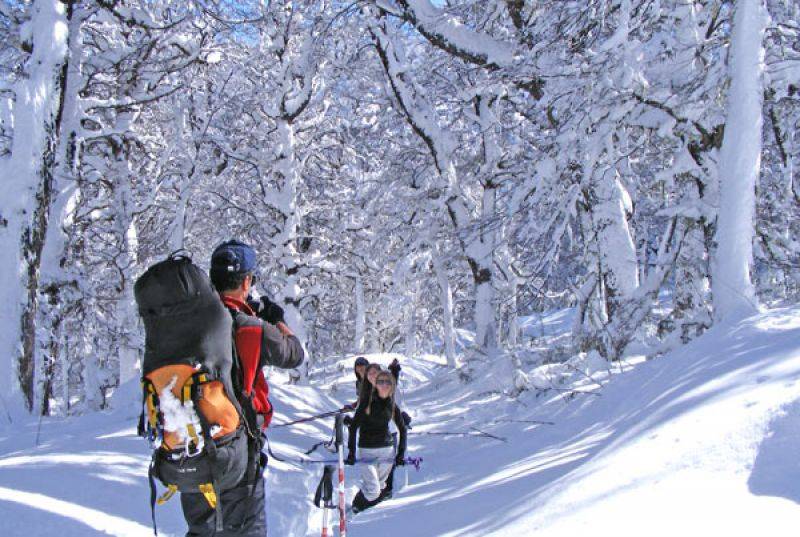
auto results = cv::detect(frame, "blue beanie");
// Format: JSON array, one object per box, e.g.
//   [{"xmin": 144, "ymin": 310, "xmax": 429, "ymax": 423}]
[{"xmin": 210, "ymin": 239, "xmax": 257, "ymax": 275}]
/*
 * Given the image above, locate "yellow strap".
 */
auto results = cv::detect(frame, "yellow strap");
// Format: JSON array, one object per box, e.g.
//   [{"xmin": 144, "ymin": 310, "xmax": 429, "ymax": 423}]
[
  {"xmin": 186, "ymin": 423, "xmax": 201, "ymax": 449},
  {"xmin": 181, "ymin": 373, "xmax": 209, "ymax": 403},
  {"xmin": 146, "ymin": 394, "xmax": 158, "ymax": 430},
  {"xmin": 142, "ymin": 380, "xmax": 159, "ymax": 430},
  {"xmin": 156, "ymin": 484, "xmax": 178, "ymax": 505},
  {"xmin": 182, "ymin": 383, "xmax": 192, "ymax": 404},
  {"xmin": 198, "ymin": 483, "xmax": 217, "ymax": 509}
]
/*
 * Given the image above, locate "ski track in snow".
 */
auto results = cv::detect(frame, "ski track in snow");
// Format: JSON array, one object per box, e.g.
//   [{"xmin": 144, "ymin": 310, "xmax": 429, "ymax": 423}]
[{"xmin": 1, "ymin": 308, "xmax": 800, "ymax": 536}]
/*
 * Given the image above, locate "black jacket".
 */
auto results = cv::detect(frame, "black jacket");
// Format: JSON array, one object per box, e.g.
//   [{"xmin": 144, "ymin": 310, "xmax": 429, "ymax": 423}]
[
  {"xmin": 355, "ymin": 375, "xmax": 363, "ymax": 401},
  {"xmin": 348, "ymin": 395, "xmax": 407, "ymax": 458},
  {"xmin": 356, "ymin": 377, "xmax": 373, "ymax": 407}
]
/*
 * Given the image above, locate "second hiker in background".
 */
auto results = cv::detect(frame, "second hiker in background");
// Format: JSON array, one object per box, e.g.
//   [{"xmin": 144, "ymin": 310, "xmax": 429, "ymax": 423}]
[
  {"xmin": 345, "ymin": 356, "xmax": 369, "ymax": 410},
  {"xmin": 359, "ymin": 363, "xmax": 382, "ymax": 404},
  {"xmin": 345, "ymin": 370, "xmax": 408, "ymax": 513}
]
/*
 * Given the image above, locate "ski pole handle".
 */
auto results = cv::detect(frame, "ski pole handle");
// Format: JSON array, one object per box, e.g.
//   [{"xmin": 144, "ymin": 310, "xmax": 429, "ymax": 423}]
[{"xmin": 335, "ymin": 414, "xmax": 345, "ymax": 447}]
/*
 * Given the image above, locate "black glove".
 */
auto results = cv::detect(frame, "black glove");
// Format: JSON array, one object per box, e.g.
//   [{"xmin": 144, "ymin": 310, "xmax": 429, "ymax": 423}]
[
  {"xmin": 343, "ymin": 415, "xmax": 353, "ymax": 426},
  {"xmin": 246, "ymin": 296, "xmax": 261, "ymax": 313},
  {"xmin": 401, "ymin": 411, "xmax": 412, "ymax": 430},
  {"xmin": 395, "ymin": 454, "xmax": 405, "ymax": 466},
  {"xmin": 345, "ymin": 453, "xmax": 356, "ymax": 466},
  {"xmin": 255, "ymin": 296, "xmax": 284, "ymax": 325}
]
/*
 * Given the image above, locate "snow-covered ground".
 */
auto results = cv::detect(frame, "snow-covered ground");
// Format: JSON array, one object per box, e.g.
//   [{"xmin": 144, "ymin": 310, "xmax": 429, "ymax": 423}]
[{"xmin": 2, "ymin": 307, "xmax": 800, "ymax": 536}]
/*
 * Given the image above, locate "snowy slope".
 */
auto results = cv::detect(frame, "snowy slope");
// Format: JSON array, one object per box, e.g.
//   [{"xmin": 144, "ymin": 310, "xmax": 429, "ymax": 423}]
[
  {"xmin": 346, "ymin": 307, "xmax": 800, "ymax": 537},
  {"xmin": 1, "ymin": 308, "xmax": 800, "ymax": 536}
]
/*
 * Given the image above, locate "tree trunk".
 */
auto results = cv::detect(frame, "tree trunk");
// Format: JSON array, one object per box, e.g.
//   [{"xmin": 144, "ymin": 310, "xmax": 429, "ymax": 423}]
[
  {"xmin": 353, "ymin": 275, "xmax": 366, "ymax": 353},
  {"xmin": 273, "ymin": 118, "xmax": 309, "ymax": 352},
  {"xmin": 36, "ymin": 1, "xmax": 82, "ymax": 414},
  {"xmin": 432, "ymin": 251, "xmax": 457, "ymax": 368},
  {"xmin": 712, "ymin": 0, "xmax": 767, "ymax": 321},
  {"xmin": 111, "ymin": 134, "xmax": 141, "ymax": 388},
  {"xmin": 0, "ymin": 0, "xmax": 70, "ymax": 412},
  {"xmin": 405, "ymin": 281, "xmax": 417, "ymax": 359},
  {"xmin": 591, "ymin": 170, "xmax": 639, "ymax": 321}
]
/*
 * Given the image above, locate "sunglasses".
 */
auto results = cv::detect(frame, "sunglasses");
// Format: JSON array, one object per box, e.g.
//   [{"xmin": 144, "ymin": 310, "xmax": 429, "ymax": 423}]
[{"xmin": 376, "ymin": 379, "xmax": 392, "ymax": 386}]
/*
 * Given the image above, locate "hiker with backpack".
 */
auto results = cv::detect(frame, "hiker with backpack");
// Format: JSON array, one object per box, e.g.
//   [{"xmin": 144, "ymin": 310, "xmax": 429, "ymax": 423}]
[
  {"xmin": 210, "ymin": 240, "xmax": 304, "ymax": 429},
  {"xmin": 135, "ymin": 242, "xmax": 304, "ymax": 537},
  {"xmin": 345, "ymin": 369, "xmax": 408, "ymax": 513},
  {"xmin": 196, "ymin": 239, "xmax": 304, "ymax": 536}
]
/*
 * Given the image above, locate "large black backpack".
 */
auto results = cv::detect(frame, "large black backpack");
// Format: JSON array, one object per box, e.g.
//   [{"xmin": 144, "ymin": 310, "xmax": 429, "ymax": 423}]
[{"xmin": 135, "ymin": 253, "xmax": 248, "ymax": 534}]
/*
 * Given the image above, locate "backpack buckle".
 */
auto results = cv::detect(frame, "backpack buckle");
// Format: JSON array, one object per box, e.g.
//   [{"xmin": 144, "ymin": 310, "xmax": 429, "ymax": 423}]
[{"xmin": 183, "ymin": 439, "xmax": 204, "ymax": 458}]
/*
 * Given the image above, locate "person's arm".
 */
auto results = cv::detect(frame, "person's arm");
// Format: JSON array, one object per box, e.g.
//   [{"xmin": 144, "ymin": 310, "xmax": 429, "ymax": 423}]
[
  {"xmin": 260, "ymin": 321, "xmax": 304, "ymax": 369},
  {"xmin": 393, "ymin": 404, "xmax": 407, "ymax": 461},
  {"xmin": 251, "ymin": 296, "xmax": 304, "ymax": 369},
  {"xmin": 388, "ymin": 358, "xmax": 401, "ymax": 381},
  {"xmin": 346, "ymin": 408, "xmax": 363, "ymax": 463}
]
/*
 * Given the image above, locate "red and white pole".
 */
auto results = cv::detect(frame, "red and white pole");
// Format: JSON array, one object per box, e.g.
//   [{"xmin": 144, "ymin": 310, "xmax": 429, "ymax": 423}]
[
  {"xmin": 337, "ymin": 443, "xmax": 347, "ymax": 537},
  {"xmin": 316, "ymin": 464, "xmax": 335, "ymax": 537},
  {"xmin": 321, "ymin": 505, "xmax": 330, "ymax": 537},
  {"xmin": 335, "ymin": 415, "xmax": 347, "ymax": 537}
]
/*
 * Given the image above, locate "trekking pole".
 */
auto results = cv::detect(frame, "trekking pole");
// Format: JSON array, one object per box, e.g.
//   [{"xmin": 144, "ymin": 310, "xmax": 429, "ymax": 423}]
[
  {"xmin": 272, "ymin": 408, "xmax": 349, "ymax": 428},
  {"xmin": 265, "ymin": 431, "xmax": 423, "ymax": 469},
  {"xmin": 334, "ymin": 415, "xmax": 347, "ymax": 537},
  {"xmin": 322, "ymin": 500, "xmax": 331, "ymax": 537},
  {"xmin": 313, "ymin": 465, "xmax": 335, "ymax": 537}
]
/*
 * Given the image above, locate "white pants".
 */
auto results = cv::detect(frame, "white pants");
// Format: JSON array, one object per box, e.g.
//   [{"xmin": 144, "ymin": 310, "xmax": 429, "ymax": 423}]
[{"xmin": 358, "ymin": 446, "xmax": 395, "ymax": 501}]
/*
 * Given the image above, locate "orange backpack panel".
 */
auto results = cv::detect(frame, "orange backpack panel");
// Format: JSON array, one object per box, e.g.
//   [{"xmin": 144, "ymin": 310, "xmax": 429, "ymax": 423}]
[{"xmin": 145, "ymin": 364, "xmax": 240, "ymax": 450}]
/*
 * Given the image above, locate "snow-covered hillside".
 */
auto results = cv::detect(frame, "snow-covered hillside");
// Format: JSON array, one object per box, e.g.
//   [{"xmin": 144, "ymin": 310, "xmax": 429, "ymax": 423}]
[{"xmin": 2, "ymin": 307, "xmax": 800, "ymax": 536}]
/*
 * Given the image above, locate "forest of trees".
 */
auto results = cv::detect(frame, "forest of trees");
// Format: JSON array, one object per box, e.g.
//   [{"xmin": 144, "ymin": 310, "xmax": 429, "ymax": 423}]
[{"xmin": 0, "ymin": 0, "xmax": 797, "ymax": 416}]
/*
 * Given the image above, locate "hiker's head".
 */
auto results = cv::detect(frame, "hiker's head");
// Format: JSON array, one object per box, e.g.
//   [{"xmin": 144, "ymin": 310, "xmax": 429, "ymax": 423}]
[
  {"xmin": 375, "ymin": 371, "xmax": 395, "ymax": 399},
  {"xmin": 354, "ymin": 356, "xmax": 369, "ymax": 378},
  {"xmin": 210, "ymin": 239, "xmax": 258, "ymax": 297},
  {"xmin": 366, "ymin": 370, "xmax": 396, "ymax": 417},
  {"xmin": 365, "ymin": 363, "xmax": 382, "ymax": 386}
]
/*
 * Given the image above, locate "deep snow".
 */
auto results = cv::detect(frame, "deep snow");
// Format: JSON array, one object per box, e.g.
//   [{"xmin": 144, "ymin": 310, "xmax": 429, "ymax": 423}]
[{"xmin": 1, "ymin": 307, "xmax": 800, "ymax": 536}]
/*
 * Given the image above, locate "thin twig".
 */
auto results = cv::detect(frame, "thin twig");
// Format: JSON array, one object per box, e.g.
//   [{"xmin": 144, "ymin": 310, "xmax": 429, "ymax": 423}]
[{"xmin": 491, "ymin": 418, "xmax": 555, "ymax": 426}]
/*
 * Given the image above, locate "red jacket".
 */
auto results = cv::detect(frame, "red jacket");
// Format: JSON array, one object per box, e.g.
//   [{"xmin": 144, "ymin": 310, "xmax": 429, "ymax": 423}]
[{"xmin": 221, "ymin": 296, "xmax": 304, "ymax": 428}]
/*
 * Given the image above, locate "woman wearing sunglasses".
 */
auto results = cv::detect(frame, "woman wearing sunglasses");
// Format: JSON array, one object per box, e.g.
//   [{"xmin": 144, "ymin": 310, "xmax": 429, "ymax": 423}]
[{"xmin": 345, "ymin": 369, "xmax": 408, "ymax": 513}]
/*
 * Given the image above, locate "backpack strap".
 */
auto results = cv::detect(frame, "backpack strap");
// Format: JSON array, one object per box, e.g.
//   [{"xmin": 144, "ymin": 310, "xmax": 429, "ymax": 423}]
[
  {"xmin": 138, "ymin": 382, "xmax": 147, "ymax": 438},
  {"xmin": 182, "ymin": 371, "xmax": 214, "ymax": 454},
  {"xmin": 190, "ymin": 378, "xmax": 225, "ymax": 532},
  {"xmin": 148, "ymin": 456, "xmax": 159, "ymax": 536},
  {"xmin": 225, "ymin": 306, "xmax": 267, "ymax": 491},
  {"xmin": 224, "ymin": 306, "xmax": 261, "ymax": 437},
  {"xmin": 139, "ymin": 378, "xmax": 162, "ymax": 445}
]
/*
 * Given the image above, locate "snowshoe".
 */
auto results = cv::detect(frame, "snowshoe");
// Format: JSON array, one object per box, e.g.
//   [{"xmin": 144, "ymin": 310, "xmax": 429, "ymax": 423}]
[
  {"xmin": 351, "ymin": 490, "xmax": 383, "ymax": 514},
  {"xmin": 378, "ymin": 485, "xmax": 393, "ymax": 501}
]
